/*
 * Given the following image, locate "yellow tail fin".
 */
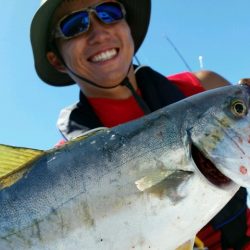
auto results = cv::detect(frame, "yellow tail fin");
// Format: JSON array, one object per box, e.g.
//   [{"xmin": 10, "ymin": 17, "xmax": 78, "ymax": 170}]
[{"xmin": 0, "ymin": 144, "xmax": 44, "ymax": 188}]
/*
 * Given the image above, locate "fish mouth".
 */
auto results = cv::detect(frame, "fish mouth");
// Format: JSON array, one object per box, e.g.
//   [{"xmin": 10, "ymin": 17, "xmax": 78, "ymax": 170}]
[{"xmin": 191, "ymin": 144, "xmax": 232, "ymax": 187}]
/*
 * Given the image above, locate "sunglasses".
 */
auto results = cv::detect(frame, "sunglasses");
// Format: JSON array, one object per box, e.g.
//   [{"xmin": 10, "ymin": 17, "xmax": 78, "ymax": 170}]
[{"xmin": 52, "ymin": 1, "xmax": 126, "ymax": 40}]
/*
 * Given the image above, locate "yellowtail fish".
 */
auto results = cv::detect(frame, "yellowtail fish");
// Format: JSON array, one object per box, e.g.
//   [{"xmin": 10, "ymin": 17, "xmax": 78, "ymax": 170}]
[{"xmin": 1, "ymin": 84, "xmax": 250, "ymax": 249}]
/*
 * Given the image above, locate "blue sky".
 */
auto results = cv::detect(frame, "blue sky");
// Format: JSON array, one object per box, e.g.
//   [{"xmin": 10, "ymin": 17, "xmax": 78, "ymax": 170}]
[{"xmin": 1, "ymin": 1, "xmax": 250, "ymax": 150}]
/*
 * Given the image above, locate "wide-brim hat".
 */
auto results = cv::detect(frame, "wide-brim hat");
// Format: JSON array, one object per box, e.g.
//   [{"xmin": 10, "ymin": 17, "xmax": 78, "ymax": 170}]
[{"xmin": 30, "ymin": 0, "xmax": 151, "ymax": 87}]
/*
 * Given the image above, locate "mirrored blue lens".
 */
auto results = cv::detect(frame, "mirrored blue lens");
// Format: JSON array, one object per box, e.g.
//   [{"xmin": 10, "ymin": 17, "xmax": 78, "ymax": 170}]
[
  {"xmin": 59, "ymin": 2, "xmax": 124, "ymax": 38},
  {"xmin": 96, "ymin": 2, "xmax": 124, "ymax": 23},
  {"xmin": 60, "ymin": 11, "xmax": 89, "ymax": 37}
]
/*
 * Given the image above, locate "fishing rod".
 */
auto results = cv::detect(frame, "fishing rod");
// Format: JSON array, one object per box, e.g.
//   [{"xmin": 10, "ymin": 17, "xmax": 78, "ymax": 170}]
[
  {"xmin": 163, "ymin": 33, "xmax": 193, "ymax": 72},
  {"xmin": 134, "ymin": 34, "xmax": 194, "ymax": 72}
]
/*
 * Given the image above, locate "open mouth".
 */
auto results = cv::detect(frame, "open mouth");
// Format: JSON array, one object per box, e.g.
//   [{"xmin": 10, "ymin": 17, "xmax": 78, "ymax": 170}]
[
  {"xmin": 191, "ymin": 144, "xmax": 232, "ymax": 187},
  {"xmin": 88, "ymin": 48, "xmax": 119, "ymax": 63}
]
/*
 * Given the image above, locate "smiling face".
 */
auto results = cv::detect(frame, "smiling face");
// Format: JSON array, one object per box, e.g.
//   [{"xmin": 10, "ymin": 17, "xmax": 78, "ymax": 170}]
[{"xmin": 49, "ymin": 0, "xmax": 135, "ymax": 95}]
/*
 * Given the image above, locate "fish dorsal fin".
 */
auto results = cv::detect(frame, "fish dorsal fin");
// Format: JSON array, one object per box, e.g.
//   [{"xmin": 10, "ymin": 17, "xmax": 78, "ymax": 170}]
[
  {"xmin": 62, "ymin": 127, "xmax": 108, "ymax": 147},
  {"xmin": 0, "ymin": 144, "xmax": 44, "ymax": 189},
  {"xmin": 73, "ymin": 127, "xmax": 108, "ymax": 141}
]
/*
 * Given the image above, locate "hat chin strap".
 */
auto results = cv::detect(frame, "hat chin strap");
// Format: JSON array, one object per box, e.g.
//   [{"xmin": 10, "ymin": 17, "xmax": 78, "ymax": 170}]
[
  {"xmin": 68, "ymin": 63, "xmax": 151, "ymax": 114},
  {"xmin": 67, "ymin": 63, "xmax": 150, "ymax": 114},
  {"xmin": 52, "ymin": 41, "xmax": 131, "ymax": 89},
  {"xmin": 66, "ymin": 61, "xmax": 132, "ymax": 89},
  {"xmin": 53, "ymin": 44, "xmax": 151, "ymax": 114}
]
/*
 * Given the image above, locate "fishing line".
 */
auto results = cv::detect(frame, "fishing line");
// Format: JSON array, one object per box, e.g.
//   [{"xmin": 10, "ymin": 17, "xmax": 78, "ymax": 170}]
[{"xmin": 134, "ymin": 55, "xmax": 141, "ymax": 66}]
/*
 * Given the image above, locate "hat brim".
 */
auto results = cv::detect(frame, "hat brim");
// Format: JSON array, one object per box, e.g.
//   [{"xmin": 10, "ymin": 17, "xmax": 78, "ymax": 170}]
[{"xmin": 30, "ymin": 0, "xmax": 151, "ymax": 87}]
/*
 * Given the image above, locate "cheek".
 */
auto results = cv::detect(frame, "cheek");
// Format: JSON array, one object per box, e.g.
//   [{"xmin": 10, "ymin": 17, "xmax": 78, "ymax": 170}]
[
  {"xmin": 59, "ymin": 40, "xmax": 79, "ymax": 55},
  {"xmin": 121, "ymin": 23, "xmax": 135, "ymax": 56},
  {"xmin": 57, "ymin": 39, "xmax": 85, "ymax": 65},
  {"xmin": 127, "ymin": 33, "xmax": 135, "ymax": 55}
]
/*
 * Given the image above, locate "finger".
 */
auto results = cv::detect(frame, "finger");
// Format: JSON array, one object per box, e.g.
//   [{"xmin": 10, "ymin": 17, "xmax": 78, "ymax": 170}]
[{"xmin": 238, "ymin": 78, "xmax": 250, "ymax": 85}]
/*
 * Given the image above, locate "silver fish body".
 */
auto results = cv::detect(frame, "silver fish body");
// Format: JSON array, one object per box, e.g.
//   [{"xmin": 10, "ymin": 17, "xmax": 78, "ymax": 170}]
[{"xmin": 1, "ymin": 84, "xmax": 250, "ymax": 250}]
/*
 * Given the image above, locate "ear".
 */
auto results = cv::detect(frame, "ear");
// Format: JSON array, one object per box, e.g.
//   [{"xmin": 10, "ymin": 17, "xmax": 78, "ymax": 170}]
[{"xmin": 46, "ymin": 51, "xmax": 67, "ymax": 73}]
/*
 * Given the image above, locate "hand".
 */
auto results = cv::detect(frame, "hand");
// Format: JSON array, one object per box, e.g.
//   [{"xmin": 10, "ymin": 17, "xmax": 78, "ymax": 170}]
[{"xmin": 238, "ymin": 78, "xmax": 250, "ymax": 86}]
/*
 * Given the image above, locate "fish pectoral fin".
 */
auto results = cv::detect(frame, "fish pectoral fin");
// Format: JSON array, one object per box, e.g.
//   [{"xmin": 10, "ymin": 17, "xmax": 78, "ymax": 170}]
[
  {"xmin": 135, "ymin": 169, "xmax": 175, "ymax": 191},
  {"xmin": 0, "ymin": 144, "xmax": 44, "ymax": 188},
  {"xmin": 135, "ymin": 170, "xmax": 193, "ymax": 201},
  {"xmin": 176, "ymin": 237, "xmax": 195, "ymax": 250}
]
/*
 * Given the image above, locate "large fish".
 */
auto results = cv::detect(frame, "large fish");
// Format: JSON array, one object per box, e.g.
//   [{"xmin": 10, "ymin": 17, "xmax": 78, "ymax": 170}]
[{"xmin": 1, "ymin": 84, "xmax": 250, "ymax": 250}]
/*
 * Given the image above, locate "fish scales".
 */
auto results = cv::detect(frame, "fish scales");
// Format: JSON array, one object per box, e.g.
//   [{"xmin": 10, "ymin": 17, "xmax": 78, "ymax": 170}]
[{"xmin": 1, "ymin": 84, "xmax": 250, "ymax": 249}]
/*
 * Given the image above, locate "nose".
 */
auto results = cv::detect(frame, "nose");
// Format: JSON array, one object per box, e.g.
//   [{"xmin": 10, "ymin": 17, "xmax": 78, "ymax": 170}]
[{"xmin": 87, "ymin": 13, "xmax": 111, "ymax": 44}]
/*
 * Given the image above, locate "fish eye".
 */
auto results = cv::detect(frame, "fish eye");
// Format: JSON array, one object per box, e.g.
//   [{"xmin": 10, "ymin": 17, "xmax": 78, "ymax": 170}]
[{"xmin": 231, "ymin": 99, "xmax": 247, "ymax": 117}]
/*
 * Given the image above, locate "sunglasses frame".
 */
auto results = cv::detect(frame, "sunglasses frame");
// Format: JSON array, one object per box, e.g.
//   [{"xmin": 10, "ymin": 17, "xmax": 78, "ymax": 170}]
[{"xmin": 52, "ymin": 1, "xmax": 126, "ymax": 40}]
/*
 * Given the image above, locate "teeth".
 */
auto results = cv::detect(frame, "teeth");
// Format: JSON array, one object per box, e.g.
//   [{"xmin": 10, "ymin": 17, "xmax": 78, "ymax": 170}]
[{"xmin": 91, "ymin": 49, "xmax": 117, "ymax": 62}]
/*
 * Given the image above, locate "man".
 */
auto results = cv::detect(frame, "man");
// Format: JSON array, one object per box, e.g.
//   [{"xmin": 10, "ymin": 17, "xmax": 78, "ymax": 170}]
[{"xmin": 30, "ymin": 0, "xmax": 250, "ymax": 248}]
